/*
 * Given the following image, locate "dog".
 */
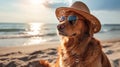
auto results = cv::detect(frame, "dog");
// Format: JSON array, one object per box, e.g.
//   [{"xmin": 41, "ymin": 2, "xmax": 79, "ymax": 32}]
[{"xmin": 39, "ymin": 1, "xmax": 111, "ymax": 67}]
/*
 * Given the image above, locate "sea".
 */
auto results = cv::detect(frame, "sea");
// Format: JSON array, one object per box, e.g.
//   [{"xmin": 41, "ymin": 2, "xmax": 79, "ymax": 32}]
[{"xmin": 0, "ymin": 22, "xmax": 120, "ymax": 47}]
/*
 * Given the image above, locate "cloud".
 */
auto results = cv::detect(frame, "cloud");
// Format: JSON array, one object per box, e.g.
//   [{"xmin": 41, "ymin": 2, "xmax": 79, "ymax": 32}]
[
  {"xmin": 42, "ymin": 0, "xmax": 120, "ymax": 10},
  {"xmin": 43, "ymin": 0, "xmax": 69, "ymax": 8}
]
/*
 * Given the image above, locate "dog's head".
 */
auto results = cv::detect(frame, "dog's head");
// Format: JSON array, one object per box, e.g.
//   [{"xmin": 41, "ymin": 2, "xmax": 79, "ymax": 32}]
[{"xmin": 57, "ymin": 11, "xmax": 90, "ymax": 38}]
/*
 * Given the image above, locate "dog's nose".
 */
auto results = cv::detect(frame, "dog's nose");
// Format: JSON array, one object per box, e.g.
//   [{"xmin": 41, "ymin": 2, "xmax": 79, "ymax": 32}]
[{"xmin": 57, "ymin": 24, "xmax": 65, "ymax": 31}]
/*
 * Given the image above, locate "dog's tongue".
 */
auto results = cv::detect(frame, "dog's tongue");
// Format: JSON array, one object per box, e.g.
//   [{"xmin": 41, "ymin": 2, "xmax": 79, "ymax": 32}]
[{"xmin": 72, "ymin": 33, "xmax": 77, "ymax": 36}]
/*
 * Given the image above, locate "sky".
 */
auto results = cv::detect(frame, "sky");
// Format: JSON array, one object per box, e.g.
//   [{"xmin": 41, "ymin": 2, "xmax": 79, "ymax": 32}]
[{"xmin": 0, "ymin": 0, "xmax": 120, "ymax": 24}]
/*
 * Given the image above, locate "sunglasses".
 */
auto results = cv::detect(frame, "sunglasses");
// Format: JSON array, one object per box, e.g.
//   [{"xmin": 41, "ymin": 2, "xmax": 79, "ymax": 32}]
[{"xmin": 58, "ymin": 15, "xmax": 77, "ymax": 25}]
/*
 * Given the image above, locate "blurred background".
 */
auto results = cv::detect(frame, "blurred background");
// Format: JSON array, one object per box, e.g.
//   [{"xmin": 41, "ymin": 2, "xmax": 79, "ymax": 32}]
[{"xmin": 0, "ymin": 0, "xmax": 120, "ymax": 46}]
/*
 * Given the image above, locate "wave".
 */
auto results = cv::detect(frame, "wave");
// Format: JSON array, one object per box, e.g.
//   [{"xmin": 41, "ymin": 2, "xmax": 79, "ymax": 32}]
[
  {"xmin": 100, "ymin": 28, "xmax": 120, "ymax": 33},
  {"xmin": 100, "ymin": 24, "xmax": 120, "ymax": 33},
  {"xmin": 0, "ymin": 33, "xmax": 57, "ymax": 39},
  {"xmin": 103, "ymin": 24, "xmax": 120, "ymax": 26},
  {"xmin": 0, "ymin": 29, "xmax": 25, "ymax": 32}
]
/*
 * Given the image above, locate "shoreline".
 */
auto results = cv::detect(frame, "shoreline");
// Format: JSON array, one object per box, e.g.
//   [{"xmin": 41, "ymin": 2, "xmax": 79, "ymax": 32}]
[
  {"xmin": 0, "ymin": 37, "xmax": 120, "ymax": 47},
  {"xmin": 0, "ymin": 41, "xmax": 60, "ymax": 54}
]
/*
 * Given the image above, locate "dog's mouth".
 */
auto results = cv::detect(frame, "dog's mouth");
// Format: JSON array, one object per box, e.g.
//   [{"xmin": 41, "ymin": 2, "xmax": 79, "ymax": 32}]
[
  {"xmin": 58, "ymin": 31, "xmax": 77, "ymax": 37},
  {"xmin": 59, "ymin": 31, "xmax": 67, "ymax": 36}
]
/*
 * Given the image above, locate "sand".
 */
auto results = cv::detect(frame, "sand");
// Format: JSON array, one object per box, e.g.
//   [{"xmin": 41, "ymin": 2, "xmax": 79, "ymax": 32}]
[{"xmin": 0, "ymin": 40, "xmax": 120, "ymax": 67}]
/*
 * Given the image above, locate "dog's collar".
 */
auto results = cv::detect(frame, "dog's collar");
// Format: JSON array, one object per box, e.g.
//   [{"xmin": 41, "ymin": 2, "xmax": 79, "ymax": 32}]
[
  {"xmin": 61, "ymin": 48, "xmax": 83, "ymax": 63},
  {"xmin": 71, "ymin": 53, "xmax": 82, "ymax": 63}
]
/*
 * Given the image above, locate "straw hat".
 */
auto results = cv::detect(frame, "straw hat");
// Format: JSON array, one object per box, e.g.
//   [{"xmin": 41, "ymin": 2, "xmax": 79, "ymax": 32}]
[{"xmin": 55, "ymin": 1, "xmax": 101, "ymax": 33}]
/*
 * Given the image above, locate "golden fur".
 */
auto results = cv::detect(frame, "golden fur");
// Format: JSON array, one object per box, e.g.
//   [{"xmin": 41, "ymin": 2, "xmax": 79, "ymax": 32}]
[{"xmin": 39, "ymin": 11, "xmax": 111, "ymax": 67}]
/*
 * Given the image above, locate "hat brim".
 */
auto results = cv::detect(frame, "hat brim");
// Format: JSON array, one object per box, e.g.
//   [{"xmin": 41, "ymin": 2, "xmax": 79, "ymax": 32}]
[{"xmin": 55, "ymin": 7, "xmax": 101, "ymax": 33}]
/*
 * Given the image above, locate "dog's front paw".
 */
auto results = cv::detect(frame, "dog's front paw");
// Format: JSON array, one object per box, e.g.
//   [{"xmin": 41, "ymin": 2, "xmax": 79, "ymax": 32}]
[{"xmin": 39, "ymin": 60, "xmax": 51, "ymax": 67}]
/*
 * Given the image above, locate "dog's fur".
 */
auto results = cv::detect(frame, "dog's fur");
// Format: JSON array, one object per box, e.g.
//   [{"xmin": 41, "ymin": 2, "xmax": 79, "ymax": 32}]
[{"xmin": 39, "ymin": 11, "xmax": 111, "ymax": 67}]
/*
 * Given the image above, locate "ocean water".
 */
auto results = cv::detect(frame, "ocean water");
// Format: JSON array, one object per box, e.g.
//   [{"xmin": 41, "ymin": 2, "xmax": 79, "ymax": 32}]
[{"xmin": 0, "ymin": 22, "xmax": 120, "ymax": 46}]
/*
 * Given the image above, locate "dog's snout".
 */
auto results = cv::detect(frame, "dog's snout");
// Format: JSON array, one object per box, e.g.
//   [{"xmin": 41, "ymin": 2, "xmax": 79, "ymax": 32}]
[{"xmin": 57, "ymin": 24, "xmax": 65, "ymax": 31}]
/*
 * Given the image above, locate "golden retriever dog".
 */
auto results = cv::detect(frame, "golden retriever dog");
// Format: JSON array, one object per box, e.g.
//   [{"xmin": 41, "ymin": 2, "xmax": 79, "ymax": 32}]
[{"xmin": 39, "ymin": 1, "xmax": 111, "ymax": 67}]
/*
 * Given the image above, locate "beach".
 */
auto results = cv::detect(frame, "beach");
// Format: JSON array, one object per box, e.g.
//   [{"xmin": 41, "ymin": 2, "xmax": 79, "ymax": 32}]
[
  {"xmin": 0, "ymin": 0, "xmax": 120, "ymax": 67},
  {"xmin": 0, "ymin": 40, "xmax": 120, "ymax": 67},
  {"xmin": 0, "ymin": 42, "xmax": 59, "ymax": 67},
  {"xmin": 0, "ymin": 23, "xmax": 120, "ymax": 67}
]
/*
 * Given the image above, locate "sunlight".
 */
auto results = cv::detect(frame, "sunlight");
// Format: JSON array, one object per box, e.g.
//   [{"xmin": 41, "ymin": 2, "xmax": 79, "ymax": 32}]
[
  {"xmin": 18, "ymin": 0, "xmax": 50, "ymax": 22},
  {"xmin": 23, "ymin": 37, "xmax": 46, "ymax": 45},
  {"xmin": 29, "ymin": 0, "xmax": 45, "ymax": 5},
  {"xmin": 23, "ymin": 22, "xmax": 47, "ymax": 46},
  {"xmin": 27, "ymin": 23, "xmax": 44, "ymax": 35}
]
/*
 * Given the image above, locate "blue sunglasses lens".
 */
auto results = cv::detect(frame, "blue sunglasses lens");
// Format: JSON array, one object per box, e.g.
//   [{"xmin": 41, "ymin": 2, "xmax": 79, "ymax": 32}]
[
  {"xmin": 68, "ymin": 16, "xmax": 77, "ymax": 21},
  {"xmin": 59, "ymin": 16, "xmax": 65, "ymax": 22},
  {"xmin": 68, "ymin": 16, "xmax": 77, "ymax": 24}
]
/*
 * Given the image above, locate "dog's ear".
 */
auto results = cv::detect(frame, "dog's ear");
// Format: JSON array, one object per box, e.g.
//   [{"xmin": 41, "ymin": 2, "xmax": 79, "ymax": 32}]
[{"xmin": 84, "ymin": 20, "xmax": 94, "ymax": 37}]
